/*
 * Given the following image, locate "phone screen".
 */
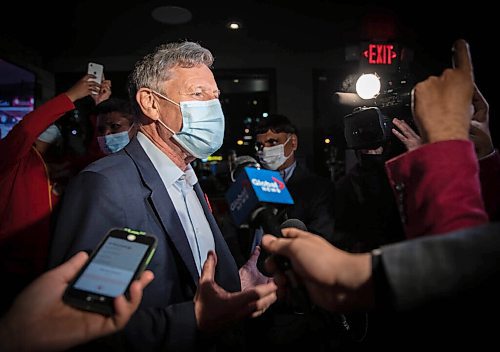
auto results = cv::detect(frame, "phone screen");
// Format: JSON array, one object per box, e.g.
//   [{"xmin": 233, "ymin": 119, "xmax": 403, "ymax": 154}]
[
  {"xmin": 73, "ymin": 236, "xmax": 149, "ymax": 297},
  {"xmin": 63, "ymin": 229, "xmax": 157, "ymax": 315}
]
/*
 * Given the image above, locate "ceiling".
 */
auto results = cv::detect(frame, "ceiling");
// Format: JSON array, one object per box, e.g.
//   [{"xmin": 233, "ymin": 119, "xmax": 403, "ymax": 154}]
[{"xmin": 2, "ymin": 1, "xmax": 494, "ymax": 65}]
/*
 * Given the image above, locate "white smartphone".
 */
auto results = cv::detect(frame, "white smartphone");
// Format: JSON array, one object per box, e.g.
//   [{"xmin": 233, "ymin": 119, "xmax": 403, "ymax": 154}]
[{"xmin": 87, "ymin": 62, "xmax": 104, "ymax": 84}]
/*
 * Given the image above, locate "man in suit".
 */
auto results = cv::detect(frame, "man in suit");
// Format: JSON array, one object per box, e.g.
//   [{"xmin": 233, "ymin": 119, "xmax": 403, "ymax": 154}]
[
  {"xmin": 48, "ymin": 41, "xmax": 277, "ymax": 351},
  {"xmin": 220, "ymin": 114, "xmax": 335, "ymax": 265},
  {"xmin": 254, "ymin": 114, "xmax": 335, "ymax": 242},
  {"xmin": 232, "ymin": 115, "xmax": 344, "ymax": 350}
]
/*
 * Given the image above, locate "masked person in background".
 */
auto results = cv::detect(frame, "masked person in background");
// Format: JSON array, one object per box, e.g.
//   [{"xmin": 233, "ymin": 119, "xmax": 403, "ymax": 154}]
[
  {"xmin": 255, "ymin": 114, "xmax": 335, "ymax": 242},
  {"xmin": 229, "ymin": 114, "xmax": 350, "ymax": 351},
  {"xmin": 95, "ymin": 97, "xmax": 138, "ymax": 155},
  {"xmin": 48, "ymin": 41, "xmax": 276, "ymax": 351},
  {"xmin": 0, "ymin": 75, "xmax": 101, "ymax": 315}
]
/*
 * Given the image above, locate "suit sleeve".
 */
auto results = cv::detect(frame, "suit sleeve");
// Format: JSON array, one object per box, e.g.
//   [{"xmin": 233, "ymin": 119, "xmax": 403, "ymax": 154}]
[
  {"xmin": 48, "ymin": 170, "xmax": 202, "ymax": 351},
  {"xmin": 48, "ymin": 170, "xmax": 127, "ymax": 266},
  {"xmin": 385, "ymin": 140, "xmax": 488, "ymax": 238},
  {"xmin": 380, "ymin": 223, "xmax": 500, "ymax": 311}
]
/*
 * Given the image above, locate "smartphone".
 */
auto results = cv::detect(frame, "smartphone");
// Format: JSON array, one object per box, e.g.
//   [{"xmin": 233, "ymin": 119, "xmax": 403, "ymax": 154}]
[
  {"xmin": 87, "ymin": 62, "xmax": 104, "ymax": 85},
  {"xmin": 63, "ymin": 228, "xmax": 157, "ymax": 315}
]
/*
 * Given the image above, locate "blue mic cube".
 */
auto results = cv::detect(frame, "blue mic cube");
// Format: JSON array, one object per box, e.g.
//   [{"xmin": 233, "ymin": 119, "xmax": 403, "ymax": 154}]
[{"xmin": 225, "ymin": 167, "xmax": 294, "ymax": 226}]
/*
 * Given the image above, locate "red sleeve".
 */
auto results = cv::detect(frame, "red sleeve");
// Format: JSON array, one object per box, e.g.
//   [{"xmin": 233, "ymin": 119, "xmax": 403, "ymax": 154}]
[
  {"xmin": 479, "ymin": 150, "xmax": 500, "ymax": 221},
  {"xmin": 385, "ymin": 140, "xmax": 488, "ymax": 239},
  {"xmin": 0, "ymin": 94, "xmax": 75, "ymax": 169}
]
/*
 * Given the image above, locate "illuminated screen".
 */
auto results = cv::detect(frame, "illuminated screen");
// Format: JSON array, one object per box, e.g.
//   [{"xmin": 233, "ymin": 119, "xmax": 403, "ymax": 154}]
[
  {"xmin": 73, "ymin": 237, "xmax": 148, "ymax": 297},
  {"xmin": 0, "ymin": 59, "xmax": 35, "ymax": 139}
]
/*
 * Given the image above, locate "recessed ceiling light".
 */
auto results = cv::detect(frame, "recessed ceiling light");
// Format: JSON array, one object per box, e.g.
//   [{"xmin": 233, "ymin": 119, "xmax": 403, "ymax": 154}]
[
  {"xmin": 226, "ymin": 21, "xmax": 242, "ymax": 30},
  {"xmin": 152, "ymin": 6, "xmax": 192, "ymax": 25}
]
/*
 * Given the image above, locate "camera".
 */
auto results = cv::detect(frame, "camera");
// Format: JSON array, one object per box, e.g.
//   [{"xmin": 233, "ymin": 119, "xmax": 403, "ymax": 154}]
[
  {"xmin": 344, "ymin": 106, "xmax": 391, "ymax": 150},
  {"xmin": 343, "ymin": 79, "xmax": 413, "ymax": 150}
]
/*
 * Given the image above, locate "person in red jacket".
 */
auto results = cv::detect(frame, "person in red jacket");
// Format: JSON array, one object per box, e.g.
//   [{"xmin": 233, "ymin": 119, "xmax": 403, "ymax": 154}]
[
  {"xmin": 388, "ymin": 86, "xmax": 500, "ymax": 238},
  {"xmin": 384, "ymin": 39, "xmax": 490, "ymax": 238},
  {"xmin": 0, "ymin": 74, "xmax": 101, "ymax": 313}
]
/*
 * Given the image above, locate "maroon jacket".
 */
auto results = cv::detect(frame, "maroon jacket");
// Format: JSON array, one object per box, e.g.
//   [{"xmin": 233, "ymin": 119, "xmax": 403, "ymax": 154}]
[
  {"xmin": 479, "ymin": 150, "xmax": 500, "ymax": 221},
  {"xmin": 385, "ymin": 140, "xmax": 489, "ymax": 238}
]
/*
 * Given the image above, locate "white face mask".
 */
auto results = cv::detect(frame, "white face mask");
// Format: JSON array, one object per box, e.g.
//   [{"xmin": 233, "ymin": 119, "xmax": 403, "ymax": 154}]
[
  {"xmin": 38, "ymin": 124, "xmax": 62, "ymax": 144},
  {"xmin": 151, "ymin": 90, "xmax": 225, "ymax": 159},
  {"xmin": 257, "ymin": 136, "xmax": 292, "ymax": 170}
]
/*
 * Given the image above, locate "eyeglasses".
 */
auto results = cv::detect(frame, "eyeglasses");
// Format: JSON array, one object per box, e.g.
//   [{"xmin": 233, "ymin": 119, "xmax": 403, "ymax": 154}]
[{"xmin": 179, "ymin": 88, "xmax": 221, "ymax": 100}]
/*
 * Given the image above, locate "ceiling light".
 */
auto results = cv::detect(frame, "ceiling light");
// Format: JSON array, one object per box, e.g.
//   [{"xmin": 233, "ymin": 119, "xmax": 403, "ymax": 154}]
[{"xmin": 226, "ymin": 21, "xmax": 242, "ymax": 30}]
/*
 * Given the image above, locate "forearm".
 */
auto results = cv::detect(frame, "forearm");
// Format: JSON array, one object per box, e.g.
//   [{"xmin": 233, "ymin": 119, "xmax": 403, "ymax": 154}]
[
  {"xmin": 0, "ymin": 94, "xmax": 74, "ymax": 168},
  {"xmin": 380, "ymin": 223, "xmax": 500, "ymax": 310},
  {"xmin": 0, "ymin": 315, "xmax": 23, "ymax": 351},
  {"xmin": 385, "ymin": 140, "xmax": 488, "ymax": 238}
]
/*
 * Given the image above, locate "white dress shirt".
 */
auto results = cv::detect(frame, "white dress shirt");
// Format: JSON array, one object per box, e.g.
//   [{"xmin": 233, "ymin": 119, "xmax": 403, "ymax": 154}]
[{"xmin": 137, "ymin": 132, "xmax": 215, "ymax": 274}]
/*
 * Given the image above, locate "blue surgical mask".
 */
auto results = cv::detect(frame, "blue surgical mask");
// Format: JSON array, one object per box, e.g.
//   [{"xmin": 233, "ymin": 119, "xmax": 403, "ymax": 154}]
[
  {"xmin": 151, "ymin": 90, "xmax": 225, "ymax": 159},
  {"xmin": 97, "ymin": 129, "xmax": 131, "ymax": 154}
]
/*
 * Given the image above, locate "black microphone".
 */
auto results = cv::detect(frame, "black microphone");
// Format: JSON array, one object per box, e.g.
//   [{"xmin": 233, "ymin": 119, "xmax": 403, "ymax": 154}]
[
  {"xmin": 273, "ymin": 218, "xmax": 311, "ymax": 313},
  {"xmin": 280, "ymin": 218, "xmax": 308, "ymax": 231},
  {"xmin": 225, "ymin": 166, "xmax": 310, "ymax": 312},
  {"xmin": 230, "ymin": 155, "xmax": 260, "ymax": 182}
]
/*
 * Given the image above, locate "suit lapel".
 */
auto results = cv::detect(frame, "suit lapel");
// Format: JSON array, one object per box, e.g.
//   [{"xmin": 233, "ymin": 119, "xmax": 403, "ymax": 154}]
[
  {"xmin": 124, "ymin": 138, "xmax": 199, "ymax": 283},
  {"xmin": 194, "ymin": 184, "xmax": 240, "ymax": 291}
]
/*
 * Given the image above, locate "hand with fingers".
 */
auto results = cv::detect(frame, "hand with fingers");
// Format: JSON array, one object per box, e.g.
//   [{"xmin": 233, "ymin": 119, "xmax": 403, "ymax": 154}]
[
  {"xmin": 261, "ymin": 228, "xmax": 373, "ymax": 313},
  {"xmin": 392, "ymin": 118, "xmax": 422, "ymax": 151},
  {"xmin": 92, "ymin": 75, "xmax": 112, "ymax": 105},
  {"xmin": 0, "ymin": 251, "xmax": 154, "ymax": 352},
  {"xmin": 194, "ymin": 250, "xmax": 277, "ymax": 334},
  {"xmin": 65, "ymin": 74, "xmax": 102, "ymax": 102},
  {"xmin": 469, "ymin": 85, "xmax": 493, "ymax": 159},
  {"xmin": 411, "ymin": 39, "xmax": 475, "ymax": 144},
  {"xmin": 239, "ymin": 246, "xmax": 274, "ymax": 291}
]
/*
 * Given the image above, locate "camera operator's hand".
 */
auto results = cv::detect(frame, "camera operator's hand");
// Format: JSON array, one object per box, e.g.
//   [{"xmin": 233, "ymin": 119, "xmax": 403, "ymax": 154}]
[
  {"xmin": 469, "ymin": 85, "xmax": 494, "ymax": 159},
  {"xmin": 411, "ymin": 39, "xmax": 474, "ymax": 144},
  {"xmin": 392, "ymin": 118, "xmax": 422, "ymax": 151}
]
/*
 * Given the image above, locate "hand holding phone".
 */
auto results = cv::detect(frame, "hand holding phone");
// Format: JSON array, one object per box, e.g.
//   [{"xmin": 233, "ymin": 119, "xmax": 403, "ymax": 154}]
[
  {"xmin": 63, "ymin": 228, "xmax": 157, "ymax": 315},
  {"xmin": 87, "ymin": 62, "xmax": 104, "ymax": 86}
]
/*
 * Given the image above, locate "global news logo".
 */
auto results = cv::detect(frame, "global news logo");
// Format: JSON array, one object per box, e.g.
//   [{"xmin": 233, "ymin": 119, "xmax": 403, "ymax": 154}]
[{"xmin": 251, "ymin": 177, "xmax": 283, "ymax": 193}]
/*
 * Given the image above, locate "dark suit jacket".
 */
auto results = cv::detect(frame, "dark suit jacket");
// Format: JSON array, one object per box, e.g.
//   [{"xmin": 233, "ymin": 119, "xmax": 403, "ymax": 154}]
[
  {"xmin": 285, "ymin": 163, "xmax": 335, "ymax": 242},
  {"xmin": 363, "ymin": 223, "xmax": 500, "ymax": 349},
  {"xmin": 221, "ymin": 162, "xmax": 335, "ymax": 267},
  {"xmin": 48, "ymin": 137, "xmax": 241, "ymax": 351}
]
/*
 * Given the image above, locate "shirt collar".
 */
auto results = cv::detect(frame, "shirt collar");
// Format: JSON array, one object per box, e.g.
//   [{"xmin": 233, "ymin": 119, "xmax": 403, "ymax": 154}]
[
  {"xmin": 281, "ymin": 160, "xmax": 296, "ymax": 182},
  {"xmin": 136, "ymin": 132, "xmax": 198, "ymax": 187}
]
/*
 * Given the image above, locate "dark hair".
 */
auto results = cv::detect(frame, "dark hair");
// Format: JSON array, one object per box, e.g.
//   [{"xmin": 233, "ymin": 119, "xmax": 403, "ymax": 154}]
[
  {"xmin": 95, "ymin": 98, "xmax": 134, "ymax": 123},
  {"xmin": 255, "ymin": 114, "xmax": 298, "ymax": 136}
]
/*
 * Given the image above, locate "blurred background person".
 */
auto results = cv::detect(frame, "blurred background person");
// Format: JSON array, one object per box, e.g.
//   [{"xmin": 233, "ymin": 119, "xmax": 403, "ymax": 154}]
[
  {"xmin": 0, "ymin": 75, "xmax": 100, "ymax": 314},
  {"xmin": 95, "ymin": 97, "xmax": 138, "ymax": 155},
  {"xmin": 222, "ymin": 114, "xmax": 351, "ymax": 351}
]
